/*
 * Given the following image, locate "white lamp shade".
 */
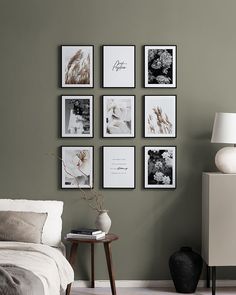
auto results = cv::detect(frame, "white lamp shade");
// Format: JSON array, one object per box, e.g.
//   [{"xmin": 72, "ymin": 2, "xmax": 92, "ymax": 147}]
[{"xmin": 211, "ymin": 112, "xmax": 236, "ymax": 144}]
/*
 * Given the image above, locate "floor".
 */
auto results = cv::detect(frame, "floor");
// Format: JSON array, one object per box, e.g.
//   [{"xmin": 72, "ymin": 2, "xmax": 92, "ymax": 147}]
[{"xmin": 70, "ymin": 287, "xmax": 236, "ymax": 295}]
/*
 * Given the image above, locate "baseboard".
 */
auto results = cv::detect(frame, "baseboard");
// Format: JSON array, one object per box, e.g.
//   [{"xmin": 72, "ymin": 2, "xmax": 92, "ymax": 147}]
[{"xmin": 72, "ymin": 279, "xmax": 236, "ymax": 288}]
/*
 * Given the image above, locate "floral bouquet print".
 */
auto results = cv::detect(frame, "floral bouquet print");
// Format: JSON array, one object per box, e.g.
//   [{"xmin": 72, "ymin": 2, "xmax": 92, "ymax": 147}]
[{"xmin": 148, "ymin": 149, "xmax": 173, "ymax": 185}]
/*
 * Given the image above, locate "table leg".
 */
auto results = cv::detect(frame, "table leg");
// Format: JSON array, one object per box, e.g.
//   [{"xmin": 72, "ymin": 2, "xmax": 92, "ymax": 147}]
[
  {"xmin": 91, "ymin": 243, "xmax": 95, "ymax": 288},
  {"xmin": 104, "ymin": 242, "xmax": 117, "ymax": 295},
  {"xmin": 66, "ymin": 243, "xmax": 79, "ymax": 295},
  {"xmin": 207, "ymin": 265, "xmax": 211, "ymax": 288},
  {"xmin": 212, "ymin": 266, "xmax": 216, "ymax": 295},
  {"xmin": 66, "ymin": 284, "xmax": 71, "ymax": 295}
]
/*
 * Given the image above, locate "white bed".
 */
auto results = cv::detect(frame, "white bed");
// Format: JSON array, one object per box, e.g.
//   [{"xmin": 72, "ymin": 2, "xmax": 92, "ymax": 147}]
[
  {"xmin": 0, "ymin": 199, "xmax": 74, "ymax": 295},
  {"xmin": 0, "ymin": 241, "xmax": 74, "ymax": 295}
]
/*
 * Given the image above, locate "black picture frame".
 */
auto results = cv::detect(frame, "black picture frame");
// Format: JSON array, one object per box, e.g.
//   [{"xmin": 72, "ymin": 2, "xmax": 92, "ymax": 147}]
[
  {"xmin": 144, "ymin": 146, "xmax": 177, "ymax": 189},
  {"xmin": 144, "ymin": 45, "xmax": 177, "ymax": 88},
  {"xmin": 61, "ymin": 95, "xmax": 94, "ymax": 138},
  {"xmin": 143, "ymin": 95, "xmax": 177, "ymax": 138},
  {"xmin": 102, "ymin": 95, "xmax": 136, "ymax": 138},
  {"xmin": 61, "ymin": 45, "xmax": 94, "ymax": 88},
  {"xmin": 61, "ymin": 146, "xmax": 94, "ymax": 189},
  {"xmin": 102, "ymin": 45, "xmax": 136, "ymax": 88},
  {"xmin": 102, "ymin": 146, "xmax": 136, "ymax": 189}
]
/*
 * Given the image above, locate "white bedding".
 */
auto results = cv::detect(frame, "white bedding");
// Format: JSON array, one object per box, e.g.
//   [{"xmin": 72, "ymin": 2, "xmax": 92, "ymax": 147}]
[{"xmin": 0, "ymin": 241, "xmax": 74, "ymax": 295}]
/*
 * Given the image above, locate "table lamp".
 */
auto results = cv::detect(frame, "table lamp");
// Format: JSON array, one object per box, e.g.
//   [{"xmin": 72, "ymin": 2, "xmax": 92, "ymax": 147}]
[{"xmin": 211, "ymin": 112, "xmax": 236, "ymax": 173}]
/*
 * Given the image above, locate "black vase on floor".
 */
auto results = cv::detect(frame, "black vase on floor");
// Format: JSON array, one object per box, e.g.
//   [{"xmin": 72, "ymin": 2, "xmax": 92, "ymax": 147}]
[{"xmin": 169, "ymin": 247, "xmax": 203, "ymax": 293}]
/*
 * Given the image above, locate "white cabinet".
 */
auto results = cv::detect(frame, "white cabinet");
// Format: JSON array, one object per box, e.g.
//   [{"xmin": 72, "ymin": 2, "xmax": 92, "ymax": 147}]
[{"xmin": 202, "ymin": 172, "xmax": 236, "ymax": 294}]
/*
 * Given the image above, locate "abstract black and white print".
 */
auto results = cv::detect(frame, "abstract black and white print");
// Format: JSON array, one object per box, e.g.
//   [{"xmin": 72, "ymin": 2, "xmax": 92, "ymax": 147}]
[
  {"xmin": 61, "ymin": 96, "xmax": 93, "ymax": 137},
  {"xmin": 61, "ymin": 45, "xmax": 93, "ymax": 87},
  {"xmin": 144, "ymin": 95, "xmax": 176, "ymax": 137},
  {"xmin": 144, "ymin": 146, "xmax": 176, "ymax": 188},
  {"xmin": 103, "ymin": 95, "xmax": 135, "ymax": 137},
  {"xmin": 144, "ymin": 46, "xmax": 176, "ymax": 88},
  {"xmin": 61, "ymin": 146, "xmax": 93, "ymax": 188}
]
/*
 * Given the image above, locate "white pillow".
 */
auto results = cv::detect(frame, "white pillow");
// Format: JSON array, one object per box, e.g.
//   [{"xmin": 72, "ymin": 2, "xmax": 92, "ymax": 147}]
[{"xmin": 0, "ymin": 199, "xmax": 63, "ymax": 247}]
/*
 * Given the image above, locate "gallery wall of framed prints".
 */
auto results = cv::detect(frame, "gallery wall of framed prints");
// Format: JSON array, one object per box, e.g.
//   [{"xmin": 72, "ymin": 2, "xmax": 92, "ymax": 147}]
[{"xmin": 59, "ymin": 44, "xmax": 177, "ymax": 190}]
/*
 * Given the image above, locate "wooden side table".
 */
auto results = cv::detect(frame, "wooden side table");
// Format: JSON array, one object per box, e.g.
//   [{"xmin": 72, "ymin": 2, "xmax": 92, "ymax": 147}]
[{"xmin": 65, "ymin": 233, "xmax": 119, "ymax": 295}]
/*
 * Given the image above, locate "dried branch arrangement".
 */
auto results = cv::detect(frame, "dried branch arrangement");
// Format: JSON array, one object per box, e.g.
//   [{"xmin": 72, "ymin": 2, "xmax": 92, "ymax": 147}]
[{"xmin": 51, "ymin": 153, "xmax": 106, "ymax": 213}]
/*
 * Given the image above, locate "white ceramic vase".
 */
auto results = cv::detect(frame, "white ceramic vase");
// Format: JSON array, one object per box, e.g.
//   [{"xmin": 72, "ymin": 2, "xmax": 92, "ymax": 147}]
[{"xmin": 95, "ymin": 210, "xmax": 111, "ymax": 234}]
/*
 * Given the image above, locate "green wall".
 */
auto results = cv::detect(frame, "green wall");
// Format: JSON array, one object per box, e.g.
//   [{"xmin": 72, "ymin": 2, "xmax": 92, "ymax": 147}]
[{"xmin": 1, "ymin": 0, "xmax": 236, "ymax": 280}]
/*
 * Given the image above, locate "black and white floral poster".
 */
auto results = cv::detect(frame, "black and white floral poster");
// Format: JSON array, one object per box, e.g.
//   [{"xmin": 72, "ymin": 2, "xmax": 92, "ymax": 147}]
[
  {"xmin": 144, "ymin": 146, "xmax": 176, "ymax": 188},
  {"xmin": 102, "ymin": 45, "xmax": 135, "ymax": 88},
  {"xmin": 61, "ymin": 146, "xmax": 93, "ymax": 188},
  {"xmin": 61, "ymin": 45, "xmax": 94, "ymax": 88},
  {"xmin": 103, "ymin": 95, "xmax": 135, "ymax": 137},
  {"xmin": 144, "ymin": 45, "xmax": 176, "ymax": 88}
]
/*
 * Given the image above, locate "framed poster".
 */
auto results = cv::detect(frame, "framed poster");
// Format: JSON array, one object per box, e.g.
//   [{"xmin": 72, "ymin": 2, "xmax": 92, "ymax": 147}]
[
  {"xmin": 144, "ymin": 45, "xmax": 176, "ymax": 88},
  {"xmin": 103, "ymin": 146, "xmax": 135, "ymax": 188},
  {"xmin": 61, "ymin": 146, "xmax": 93, "ymax": 189},
  {"xmin": 61, "ymin": 45, "xmax": 94, "ymax": 88},
  {"xmin": 102, "ymin": 45, "xmax": 136, "ymax": 88},
  {"xmin": 144, "ymin": 95, "xmax": 176, "ymax": 138},
  {"xmin": 144, "ymin": 146, "xmax": 176, "ymax": 189},
  {"xmin": 103, "ymin": 95, "xmax": 135, "ymax": 138},
  {"xmin": 61, "ymin": 96, "xmax": 93, "ymax": 138}
]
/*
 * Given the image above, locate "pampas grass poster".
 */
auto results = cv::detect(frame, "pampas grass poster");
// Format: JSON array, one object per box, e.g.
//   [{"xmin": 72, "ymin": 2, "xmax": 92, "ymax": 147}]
[
  {"xmin": 61, "ymin": 45, "xmax": 94, "ymax": 88},
  {"xmin": 144, "ymin": 95, "xmax": 176, "ymax": 138}
]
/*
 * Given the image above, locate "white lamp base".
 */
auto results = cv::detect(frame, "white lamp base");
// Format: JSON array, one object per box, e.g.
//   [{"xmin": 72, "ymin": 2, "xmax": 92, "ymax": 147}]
[{"xmin": 215, "ymin": 147, "xmax": 236, "ymax": 173}]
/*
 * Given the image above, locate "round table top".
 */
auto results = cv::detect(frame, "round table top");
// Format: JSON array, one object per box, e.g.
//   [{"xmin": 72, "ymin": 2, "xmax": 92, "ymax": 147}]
[{"xmin": 65, "ymin": 233, "xmax": 119, "ymax": 244}]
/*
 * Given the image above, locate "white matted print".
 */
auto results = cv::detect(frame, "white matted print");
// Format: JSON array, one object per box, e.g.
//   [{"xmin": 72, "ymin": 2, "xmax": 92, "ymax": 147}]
[
  {"xmin": 61, "ymin": 45, "xmax": 93, "ymax": 88},
  {"xmin": 103, "ymin": 95, "xmax": 135, "ymax": 138},
  {"xmin": 61, "ymin": 96, "xmax": 93, "ymax": 137},
  {"xmin": 144, "ymin": 95, "xmax": 176, "ymax": 138},
  {"xmin": 61, "ymin": 146, "xmax": 93, "ymax": 189},
  {"xmin": 102, "ymin": 45, "xmax": 135, "ymax": 88},
  {"xmin": 144, "ymin": 45, "xmax": 176, "ymax": 88},
  {"xmin": 103, "ymin": 146, "xmax": 135, "ymax": 188},
  {"xmin": 144, "ymin": 146, "xmax": 176, "ymax": 189}
]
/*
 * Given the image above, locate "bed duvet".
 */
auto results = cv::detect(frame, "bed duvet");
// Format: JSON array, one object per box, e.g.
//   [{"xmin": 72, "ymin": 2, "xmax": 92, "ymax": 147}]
[
  {"xmin": 0, "ymin": 242, "xmax": 74, "ymax": 295},
  {"xmin": 0, "ymin": 264, "xmax": 44, "ymax": 295}
]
